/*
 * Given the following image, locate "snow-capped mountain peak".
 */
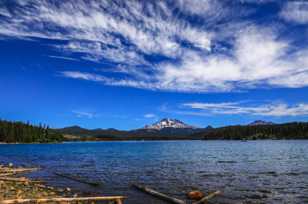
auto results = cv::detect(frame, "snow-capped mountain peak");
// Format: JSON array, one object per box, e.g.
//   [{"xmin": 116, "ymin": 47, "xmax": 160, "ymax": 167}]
[
  {"xmin": 143, "ymin": 118, "xmax": 194, "ymax": 130},
  {"xmin": 248, "ymin": 120, "xmax": 275, "ymax": 126}
]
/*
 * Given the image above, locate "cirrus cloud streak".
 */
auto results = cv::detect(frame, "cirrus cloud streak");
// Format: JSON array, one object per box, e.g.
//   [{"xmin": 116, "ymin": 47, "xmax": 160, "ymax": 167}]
[{"xmin": 183, "ymin": 102, "xmax": 308, "ymax": 117}]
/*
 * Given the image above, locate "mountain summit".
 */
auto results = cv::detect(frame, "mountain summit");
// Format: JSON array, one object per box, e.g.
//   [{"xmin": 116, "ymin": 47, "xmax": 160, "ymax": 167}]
[
  {"xmin": 143, "ymin": 118, "xmax": 194, "ymax": 130},
  {"xmin": 248, "ymin": 120, "xmax": 275, "ymax": 126}
]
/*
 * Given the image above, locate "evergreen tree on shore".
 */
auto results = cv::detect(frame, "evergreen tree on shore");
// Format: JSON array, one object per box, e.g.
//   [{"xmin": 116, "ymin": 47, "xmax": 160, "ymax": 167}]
[{"xmin": 0, "ymin": 120, "xmax": 64, "ymax": 143}]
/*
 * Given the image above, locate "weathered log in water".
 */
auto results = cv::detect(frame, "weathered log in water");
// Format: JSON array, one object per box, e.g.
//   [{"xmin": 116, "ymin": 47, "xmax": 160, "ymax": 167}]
[
  {"xmin": 53, "ymin": 172, "xmax": 101, "ymax": 187},
  {"xmin": 0, "ymin": 177, "xmax": 41, "ymax": 183},
  {"xmin": 132, "ymin": 184, "xmax": 185, "ymax": 204},
  {"xmin": 0, "ymin": 173, "xmax": 15, "ymax": 177},
  {"xmin": 0, "ymin": 166, "xmax": 41, "ymax": 183},
  {"xmin": 0, "ymin": 167, "xmax": 38, "ymax": 174}
]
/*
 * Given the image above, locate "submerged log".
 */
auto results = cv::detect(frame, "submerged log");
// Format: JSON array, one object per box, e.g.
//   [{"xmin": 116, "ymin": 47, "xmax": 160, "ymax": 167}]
[
  {"xmin": 53, "ymin": 172, "xmax": 101, "ymax": 187},
  {"xmin": 132, "ymin": 184, "xmax": 185, "ymax": 204},
  {"xmin": 192, "ymin": 191, "xmax": 221, "ymax": 204},
  {"xmin": 0, "ymin": 196, "xmax": 126, "ymax": 204}
]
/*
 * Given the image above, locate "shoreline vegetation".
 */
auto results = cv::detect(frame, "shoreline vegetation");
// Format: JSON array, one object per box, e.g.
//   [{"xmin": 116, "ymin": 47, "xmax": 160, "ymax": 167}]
[
  {"xmin": 1, "ymin": 119, "xmax": 308, "ymax": 144},
  {"xmin": 0, "ymin": 163, "xmax": 125, "ymax": 204}
]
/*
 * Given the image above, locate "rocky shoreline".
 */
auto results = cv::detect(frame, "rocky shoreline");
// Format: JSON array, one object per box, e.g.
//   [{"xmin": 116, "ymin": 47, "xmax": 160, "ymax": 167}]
[
  {"xmin": 0, "ymin": 163, "xmax": 126, "ymax": 204},
  {"xmin": 0, "ymin": 163, "xmax": 73, "ymax": 201}
]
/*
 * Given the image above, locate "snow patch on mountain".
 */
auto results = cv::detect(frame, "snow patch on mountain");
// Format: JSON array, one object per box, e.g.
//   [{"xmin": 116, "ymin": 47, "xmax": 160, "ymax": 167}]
[{"xmin": 143, "ymin": 118, "xmax": 195, "ymax": 130}]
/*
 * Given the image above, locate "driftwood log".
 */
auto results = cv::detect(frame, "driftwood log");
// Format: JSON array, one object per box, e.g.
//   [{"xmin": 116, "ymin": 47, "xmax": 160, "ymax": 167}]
[
  {"xmin": 0, "ymin": 173, "xmax": 15, "ymax": 177},
  {"xmin": 0, "ymin": 167, "xmax": 38, "ymax": 174},
  {"xmin": 53, "ymin": 172, "xmax": 101, "ymax": 186},
  {"xmin": 0, "ymin": 177, "xmax": 41, "ymax": 183},
  {"xmin": 0, "ymin": 196, "xmax": 126, "ymax": 204},
  {"xmin": 192, "ymin": 191, "xmax": 221, "ymax": 204},
  {"xmin": 133, "ymin": 184, "xmax": 185, "ymax": 204}
]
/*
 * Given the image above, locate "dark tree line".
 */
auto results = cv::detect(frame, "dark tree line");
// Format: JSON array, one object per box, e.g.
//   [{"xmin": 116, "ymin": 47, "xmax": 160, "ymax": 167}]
[
  {"xmin": 0, "ymin": 119, "xmax": 64, "ymax": 143},
  {"xmin": 195, "ymin": 122, "xmax": 308, "ymax": 140}
]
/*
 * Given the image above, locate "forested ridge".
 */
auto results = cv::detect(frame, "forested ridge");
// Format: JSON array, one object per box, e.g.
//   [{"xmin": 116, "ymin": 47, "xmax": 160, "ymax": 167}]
[
  {"xmin": 1, "ymin": 119, "xmax": 308, "ymax": 143},
  {"xmin": 195, "ymin": 122, "xmax": 308, "ymax": 140},
  {"xmin": 0, "ymin": 119, "xmax": 64, "ymax": 143}
]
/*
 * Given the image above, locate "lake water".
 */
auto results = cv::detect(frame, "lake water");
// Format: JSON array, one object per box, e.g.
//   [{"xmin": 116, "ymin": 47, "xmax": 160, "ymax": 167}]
[{"xmin": 1, "ymin": 140, "xmax": 308, "ymax": 204}]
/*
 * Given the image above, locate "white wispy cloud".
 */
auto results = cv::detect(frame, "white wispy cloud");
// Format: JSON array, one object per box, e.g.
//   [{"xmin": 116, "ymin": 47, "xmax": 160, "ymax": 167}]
[
  {"xmin": 176, "ymin": 0, "xmax": 211, "ymax": 16},
  {"xmin": 62, "ymin": 71, "xmax": 107, "ymax": 82},
  {"xmin": 72, "ymin": 110, "xmax": 97, "ymax": 119},
  {"xmin": 280, "ymin": 1, "xmax": 308, "ymax": 24},
  {"xmin": 0, "ymin": 7, "xmax": 11, "ymax": 17},
  {"xmin": 1, "ymin": 1, "xmax": 308, "ymax": 92},
  {"xmin": 183, "ymin": 101, "xmax": 308, "ymax": 116},
  {"xmin": 48, "ymin": 55, "xmax": 80, "ymax": 61},
  {"xmin": 60, "ymin": 71, "xmax": 159, "ymax": 90},
  {"xmin": 144, "ymin": 113, "xmax": 156, "ymax": 118}
]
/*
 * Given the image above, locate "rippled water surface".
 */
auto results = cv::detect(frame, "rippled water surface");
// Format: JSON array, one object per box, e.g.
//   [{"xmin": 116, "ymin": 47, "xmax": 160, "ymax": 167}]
[{"xmin": 1, "ymin": 140, "xmax": 308, "ymax": 204}]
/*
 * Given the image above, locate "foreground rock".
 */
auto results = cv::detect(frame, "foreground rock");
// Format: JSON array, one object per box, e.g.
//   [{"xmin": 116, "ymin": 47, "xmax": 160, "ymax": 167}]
[{"xmin": 187, "ymin": 191, "xmax": 205, "ymax": 200}]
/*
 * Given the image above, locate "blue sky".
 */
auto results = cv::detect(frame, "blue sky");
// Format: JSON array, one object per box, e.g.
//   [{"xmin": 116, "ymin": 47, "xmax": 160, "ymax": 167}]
[{"xmin": 1, "ymin": 0, "xmax": 308, "ymax": 130}]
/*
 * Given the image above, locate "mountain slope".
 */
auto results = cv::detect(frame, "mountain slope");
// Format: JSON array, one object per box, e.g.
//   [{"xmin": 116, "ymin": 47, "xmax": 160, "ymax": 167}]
[{"xmin": 55, "ymin": 126, "xmax": 127, "ymax": 139}]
